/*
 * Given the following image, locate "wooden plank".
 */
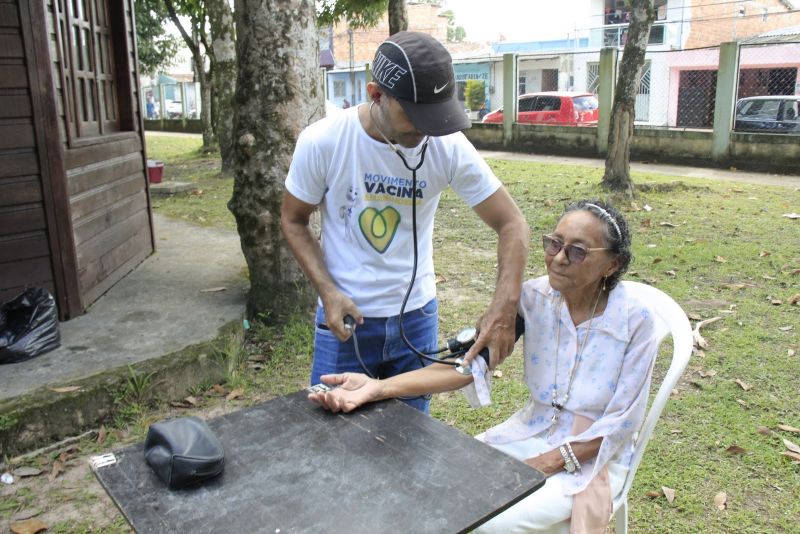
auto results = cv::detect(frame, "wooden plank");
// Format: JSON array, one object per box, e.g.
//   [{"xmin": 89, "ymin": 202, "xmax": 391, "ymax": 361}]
[
  {"xmin": 78, "ymin": 229, "xmax": 151, "ymax": 301},
  {"xmin": 0, "ymin": 175, "xmax": 42, "ymax": 206},
  {"xmin": 75, "ymin": 208, "xmax": 148, "ymax": 266},
  {"xmin": 0, "ymin": 230, "xmax": 50, "ymax": 262},
  {"xmin": 0, "ymin": 120, "xmax": 35, "ymax": 149},
  {"xmin": 67, "ymin": 152, "xmax": 142, "ymax": 196},
  {"xmin": 0, "ymin": 255, "xmax": 53, "ymax": 288},
  {"xmin": 72, "ymin": 192, "xmax": 147, "ymax": 246},
  {"xmin": 69, "ymin": 173, "xmax": 144, "ymax": 220},
  {"xmin": 0, "ymin": 4, "xmax": 19, "ymax": 29},
  {"xmin": 0, "ymin": 204, "xmax": 46, "ymax": 236},
  {"xmin": 0, "ymin": 90, "xmax": 31, "ymax": 118},
  {"xmin": 64, "ymin": 132, "xmax": 141, "ymax": 169},
  {"xmin": 0, "ymin": 280, "xmax": 56, "ymax": 305},
  {"xmin": 0, "ymin": 64, "xmax": 27, "ymax": 89},
  {"xmin": 0, "ymin": 28, "xmax": 23, "ymax": 58},
  {"xmin": 0, "ymin": 149, "xmax": 37, "ymax": 177}
]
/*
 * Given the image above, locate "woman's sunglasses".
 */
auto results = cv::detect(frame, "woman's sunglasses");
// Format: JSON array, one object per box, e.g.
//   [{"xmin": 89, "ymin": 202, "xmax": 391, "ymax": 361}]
[{"xmin": 542, "ymin": 235, "xmax": 609, "ymax": 264}]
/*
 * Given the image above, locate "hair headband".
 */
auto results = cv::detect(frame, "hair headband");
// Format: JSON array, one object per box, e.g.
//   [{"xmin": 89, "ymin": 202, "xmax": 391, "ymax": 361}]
[{"xmin": 585, "ymin": 203, "xmax": 621, "ymax": 239}]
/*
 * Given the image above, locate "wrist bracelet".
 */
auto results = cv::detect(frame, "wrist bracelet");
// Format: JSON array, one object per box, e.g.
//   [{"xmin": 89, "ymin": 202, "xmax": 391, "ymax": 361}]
[
  {"xmin": 558, "ymin": 446, "xmax": 576, "ymax": 473},
  {"xmin": 565, "ymin": 442, "xmax": 581, "ymax": 473}
]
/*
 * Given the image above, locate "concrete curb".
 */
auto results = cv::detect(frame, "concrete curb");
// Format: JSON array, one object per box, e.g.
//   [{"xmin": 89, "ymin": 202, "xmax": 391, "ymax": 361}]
[{"xmin": 0, "ymin": 321, "xmax": 238, "ymax": 457}]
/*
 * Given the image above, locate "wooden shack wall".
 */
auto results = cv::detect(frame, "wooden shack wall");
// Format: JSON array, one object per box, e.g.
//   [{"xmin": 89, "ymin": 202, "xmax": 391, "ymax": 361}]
[
  {"xmin": 46, "ymin": 0, "xmax": 153, "ymax": 309},
  {"xmin": 0, "ymin": 0, "xmax": 81, "ymax": 318},
  {"xmin": 0, "ymin": 0, "xmax": 152, "ymax": 319}
]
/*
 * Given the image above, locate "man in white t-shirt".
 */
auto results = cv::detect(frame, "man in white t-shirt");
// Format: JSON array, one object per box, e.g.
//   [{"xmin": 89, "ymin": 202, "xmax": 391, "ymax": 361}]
[{"xmin": 281, "ymin": 31, "xmax": 529, "ymax": 412}]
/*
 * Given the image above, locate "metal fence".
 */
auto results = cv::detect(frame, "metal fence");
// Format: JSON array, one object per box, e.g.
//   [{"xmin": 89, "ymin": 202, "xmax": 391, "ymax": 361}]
[
  {"xmin": 141, "ymin": 82, "xmax": 201, "ymax": 120},
  {"xmin": 735, "ymin": 42, "xmax": 800, "ymax": 134},
  {"xmin": 489, "ymin": 40, "xmax": 800, "ymax": 134}
]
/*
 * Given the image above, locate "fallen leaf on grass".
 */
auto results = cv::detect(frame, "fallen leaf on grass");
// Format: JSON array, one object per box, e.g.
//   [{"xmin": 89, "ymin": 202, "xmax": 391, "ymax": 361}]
[
  {"xmin": 643, "ymin": 204, "xmax": 653, "ymax": 212},
  {"xmin": 660, "ymin": 221, "xmax": 679, "ymax": 228},
  {"xmin": 212, "ymin": 384, "xmax": 226, "ymax": 395},
  {"xmin": 199, "ymin": 287, "xmax": 227, "ymax": 293},
  {"xmin": 726, "ymin": 445, "xmax": 746, "ymax": 455},
  {"xmin": 48, "ymin": 460, "xmax": 63, "ymax": 482},
  {"xmin": 789, "ymin": 349, "xmax": 796, "ymax": 357},
  {"xmin": 97, "ymin": 425, "xmax": 107, "ymax": 445},
  {"xmin": 435, "ymin": 275, "xmax": 448, "ymax": 284},
  {"xmin": 759, "ymin": 251, "xmax": 771, "ymax": 257},
  {"xmin": 734, "ymin": 379, "xmax": 752, "ymax": 391},
  {"xmin": 777, "ymin": 424, "xmax": 800, "ymax": 433},
  {"xmin": 492, "ymin": 370, "xmax": 503, "ymax": 378},
  {"xmin": 698, "ymin": 369, "xmax": 717, "ymax": 378},
  {"xmin": 544, "ymin": 199, "xmax": 555, "ymax": 207},
  {"xmin": 59, "ymin": 450, "xmax": 74, "ymax": 464},
  {"xmin": 783, "ymin": 451, "xmax": 800, "ymax": 462},
  {"xmin": 645, "ymin": 490, "xmax": 661, "ymax": 498},
  {"xmin": 10, "ymin": 518, "xmax": 48, "ymax": 534},
  {"xmin": 770, "ymin": 299, "xmax": 783, "ymax": 306},
  {"xmin": 784, "ymin": 439, "xmax": 800, "ymax": 455},
  {"xmin": 662, "ymin": 486, "xmax": 676, "ymax": 504},
  {"xmin": 652, "ymin": 257, "xmax": 662, "ymax": 264},
  {"xmin": 688, "ymin": 312, "xmax": 703, "ymax": 321},
  {"xmin": 184, "ymin": 396, "xmax": 199, "ymax": 406},
  {"xmin": 665, "ymin": 270, "xmax": 677, "ymax": 277},
  {"xmin": 757, "ymin": 426, "xmax": 772, "ymax": 436},
  {"xmin": 12, "ymin": 467, "xmax": 42, "ymax": 478},
  {"xmin": 782, "ymin": 213, "xmax": 799, "ymax": 219},
  {"xmin": 714, "ymin": 256, "xmax": 727, "ymax": 263},
  {"xmin": 641, "ymin": 218, "xmax": 651, "ymax": 227},
  {"xmin": 226, "ymin": 388, "xmax": 244, "ymax": 401},
  {"xmin": 714, "ymin": 492, "xmax": 727, "ymax": 510},
  {"xmin": 736, "ymin": 399, "xmax": 748, "ymax": 408},
  {"xmin": 693, "ymin": 316, "xmax": 722, "ymax": 349},
  {"xmin": 731, "ymin": 188, "xmax": 744, "ymax": 193},
  {"xmin": 787, "ymin": 294, "xmax": 800, "ymax": 305},
  {"xmin": 778, "ymin": 326, "xmax": 794, "ymax": 331},
  {"xmin": 49, "ymin": 386, "xmax": 81, "ymax": 393},
  {"xmin": 169, "ymin": 400, "xmax": 189, "ymax": 408}
]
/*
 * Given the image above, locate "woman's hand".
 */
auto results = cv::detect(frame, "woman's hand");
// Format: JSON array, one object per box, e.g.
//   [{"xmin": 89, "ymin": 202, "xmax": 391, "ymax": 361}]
[
  {"xmin": 524, "ymin": 449, "xmax": 565, "ymax": 477},
  {"xmin": 307, "ymin": 373, "xmax": 382, "ymax": 413}
]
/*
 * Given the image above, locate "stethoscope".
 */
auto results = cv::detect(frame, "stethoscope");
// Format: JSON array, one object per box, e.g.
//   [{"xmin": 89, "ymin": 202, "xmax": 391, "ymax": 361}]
[{"xmin": 345, "ymin": 103, "xmax": 478, "ymax": 376}]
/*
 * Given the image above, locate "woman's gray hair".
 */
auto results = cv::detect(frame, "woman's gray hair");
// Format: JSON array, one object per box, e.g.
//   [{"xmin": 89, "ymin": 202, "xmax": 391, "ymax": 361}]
[{"xmin": 561, "ymin": 199, "xmax": 632, "ymax": 290}]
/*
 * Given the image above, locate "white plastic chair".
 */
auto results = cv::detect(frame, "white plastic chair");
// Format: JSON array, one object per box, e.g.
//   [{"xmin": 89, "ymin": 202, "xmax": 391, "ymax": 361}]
[{"xmin": 611, "ymin": 281, "xmax": 693, "ymax": 534}]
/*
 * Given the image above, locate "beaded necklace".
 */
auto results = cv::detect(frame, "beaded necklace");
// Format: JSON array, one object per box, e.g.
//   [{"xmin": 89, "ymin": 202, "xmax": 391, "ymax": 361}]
[{"xmin": 548, "ymin": 288, "xmax": 602, "ymax": 434}]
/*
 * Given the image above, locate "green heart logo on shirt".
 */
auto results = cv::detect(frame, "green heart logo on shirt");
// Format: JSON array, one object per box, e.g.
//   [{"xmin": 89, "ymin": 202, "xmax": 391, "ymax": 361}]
[{"xmin": 359, "ymin": 206, "xmax": 400, "ymax": 253}]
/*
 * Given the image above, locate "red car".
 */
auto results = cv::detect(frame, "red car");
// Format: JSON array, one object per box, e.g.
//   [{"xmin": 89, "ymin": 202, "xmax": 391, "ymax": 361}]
[{"xmin": 481, "ymin": 91, "xmax": 599, "ymax": 126}]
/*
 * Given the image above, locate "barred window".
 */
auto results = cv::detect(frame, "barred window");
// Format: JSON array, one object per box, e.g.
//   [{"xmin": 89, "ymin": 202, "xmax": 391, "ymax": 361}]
[
  {"xmin": 587, "ymin": 62, "xmax": 600, "ymax": 93},
  {"xmin": 55, "ymin": 0, "xmax": 124, "ymax": 140},
  {"xmin": 333, "ymin": 80, "xmax": 346, "ymax": 98}
]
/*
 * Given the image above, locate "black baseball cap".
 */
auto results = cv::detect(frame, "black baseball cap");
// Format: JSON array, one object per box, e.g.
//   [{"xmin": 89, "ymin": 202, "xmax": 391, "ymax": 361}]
[{"xmin": 372, "ymin": 31, "xmax": 470, "ymax": 137}]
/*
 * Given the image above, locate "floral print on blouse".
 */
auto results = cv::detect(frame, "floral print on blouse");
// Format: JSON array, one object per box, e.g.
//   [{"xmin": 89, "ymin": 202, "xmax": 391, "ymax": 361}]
[{"xmin": 483, "ymin": 276, "xmax": 665, "ymax": 495}]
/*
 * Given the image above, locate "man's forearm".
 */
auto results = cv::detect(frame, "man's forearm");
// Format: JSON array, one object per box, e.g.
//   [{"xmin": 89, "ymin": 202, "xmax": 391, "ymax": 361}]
[
  {"xmin": 282, "ymin": 220, "xmax": 339, "ymax": 301},
  {"xmin": 491, "ymin": 217, "xmax": 530, "ymax": 314}
]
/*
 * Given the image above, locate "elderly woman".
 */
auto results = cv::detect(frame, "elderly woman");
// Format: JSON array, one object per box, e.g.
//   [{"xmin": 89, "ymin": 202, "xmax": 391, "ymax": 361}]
[{"xmin": 309, "ymin": 199, "xmax": 660, "ymax": 534}]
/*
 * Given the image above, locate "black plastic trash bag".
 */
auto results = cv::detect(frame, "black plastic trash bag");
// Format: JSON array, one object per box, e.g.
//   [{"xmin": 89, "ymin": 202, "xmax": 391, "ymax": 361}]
[{"xmin": 0, "ymin": 287, "xmax": 61, "ymax": 364}]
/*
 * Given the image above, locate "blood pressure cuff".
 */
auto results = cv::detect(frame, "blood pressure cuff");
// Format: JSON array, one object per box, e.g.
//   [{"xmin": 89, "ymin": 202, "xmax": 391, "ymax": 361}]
[{"xmin": 144, "ymin": 416, "xmax": 225, "ymax": 489}]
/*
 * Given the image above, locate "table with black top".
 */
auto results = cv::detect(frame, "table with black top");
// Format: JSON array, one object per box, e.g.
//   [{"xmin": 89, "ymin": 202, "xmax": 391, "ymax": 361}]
[{"xmin": 94, "ymin": 390, "xmax": 545, "ymax": 534}]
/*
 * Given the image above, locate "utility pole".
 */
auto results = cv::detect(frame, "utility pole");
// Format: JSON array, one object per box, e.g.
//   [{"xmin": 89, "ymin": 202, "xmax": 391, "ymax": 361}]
[{"xmin": 348, "ymin": 29, "xmax": 355, "ymax": 104}]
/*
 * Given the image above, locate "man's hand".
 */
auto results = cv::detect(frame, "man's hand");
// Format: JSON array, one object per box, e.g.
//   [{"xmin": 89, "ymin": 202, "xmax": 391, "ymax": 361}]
[
  {"xmin": 462, "ymin": 302, "xmax": 517, "ymax": 369},
  {"xmin": 321, "ymin": 292, "xmax": 363, "ymax": 342},
  {"xmin": 307, "ymin": 373, "xmax": 382, "ymax": 413}
]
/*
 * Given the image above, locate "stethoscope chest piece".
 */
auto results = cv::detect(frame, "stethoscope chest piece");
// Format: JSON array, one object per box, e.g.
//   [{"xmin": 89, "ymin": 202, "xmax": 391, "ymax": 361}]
[{"xmin": 453, "ymin": 357, "xmax": 472, "ymax": 376}]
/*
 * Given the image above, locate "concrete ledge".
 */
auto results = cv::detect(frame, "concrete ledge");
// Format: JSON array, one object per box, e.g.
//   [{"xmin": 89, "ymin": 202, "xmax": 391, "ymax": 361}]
[
  {"xmin": 0, "ymin": 324, "xmax": 235, "ymax": 457},
  {"xmin": 149, "ymin": 180, "xmax": 200, "ymax": 196}
]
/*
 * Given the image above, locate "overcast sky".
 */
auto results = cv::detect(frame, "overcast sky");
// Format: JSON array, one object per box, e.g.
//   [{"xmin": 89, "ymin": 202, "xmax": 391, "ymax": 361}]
[{"xmin": 441, "ymin": 0, "xmax": 591, "ymax": 42}]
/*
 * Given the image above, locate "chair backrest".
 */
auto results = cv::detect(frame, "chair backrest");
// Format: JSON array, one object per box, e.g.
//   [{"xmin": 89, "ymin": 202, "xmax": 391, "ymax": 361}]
[{"xmin": 616, "ymin": 281, "xmax": 693, "ymax": 502}]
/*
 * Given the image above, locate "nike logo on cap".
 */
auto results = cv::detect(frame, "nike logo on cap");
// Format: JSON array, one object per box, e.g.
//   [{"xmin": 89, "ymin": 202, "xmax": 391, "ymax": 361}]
[{"xmin": 433, "ymin": 82, "xmax": 449, "ymax": 94}]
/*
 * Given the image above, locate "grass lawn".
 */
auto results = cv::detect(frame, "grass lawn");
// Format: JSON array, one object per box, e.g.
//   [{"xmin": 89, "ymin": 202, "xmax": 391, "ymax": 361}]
[{"xmin": 18, "ymin": 133, "xmax": 793, "ymax": 533}]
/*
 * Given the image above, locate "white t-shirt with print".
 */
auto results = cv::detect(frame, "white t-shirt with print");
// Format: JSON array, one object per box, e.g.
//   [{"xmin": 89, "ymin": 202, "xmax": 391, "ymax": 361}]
[{"xmin": 285, "ymin": 107, "xmax": 501, "ymax": 317}]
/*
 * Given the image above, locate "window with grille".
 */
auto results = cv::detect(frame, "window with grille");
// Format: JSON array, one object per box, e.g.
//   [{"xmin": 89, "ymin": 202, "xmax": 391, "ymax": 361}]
[
  {"xmin": 587, "ymin": 62, "xmax": 600, "ymax": 93},
  {"xmin": 518, "ymin": 76, "xmax": 527, "ymax": 95},
  {"xmin": 333, "ymin": 80, "xmax": 346, "ymax": 98},
  {"xmin": 54, "ymin": 0, "xmax": 126, "ymax": 140}
]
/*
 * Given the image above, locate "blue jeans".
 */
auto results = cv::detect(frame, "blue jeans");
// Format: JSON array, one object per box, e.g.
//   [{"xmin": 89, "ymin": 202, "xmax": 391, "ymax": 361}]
[{"xmin": 311, "ymin": 299, "xmax": 438, "ymax": 413}]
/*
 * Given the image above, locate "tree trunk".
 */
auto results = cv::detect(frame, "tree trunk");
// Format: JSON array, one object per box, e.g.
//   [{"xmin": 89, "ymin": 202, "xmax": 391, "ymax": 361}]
[
  {"xmin": 388, "ymin": 0, "xmax": 408, "ymax": 35},
  {"xmin": 601, "ymin": 0, "xmax": 655, "ymax": 197},
  {"xmin": 208, "ymin": 0, "xmax": 236, "ymax": 173},
  {"xmin": 164, "ymin": 0, "xmax": 216, "ymax": 152},
  {"xmin": 230, "ymin": 0, "xmax": 322, "ymax": 319}
]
